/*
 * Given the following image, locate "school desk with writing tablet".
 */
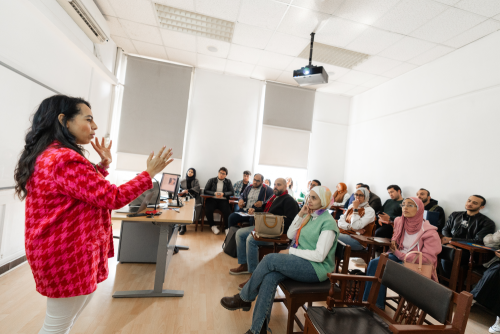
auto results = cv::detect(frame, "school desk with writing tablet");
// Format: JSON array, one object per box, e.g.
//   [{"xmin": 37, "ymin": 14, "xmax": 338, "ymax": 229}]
[{"xmin": 111, "ymin": 198, "xmax": 194, "ymax": 298}]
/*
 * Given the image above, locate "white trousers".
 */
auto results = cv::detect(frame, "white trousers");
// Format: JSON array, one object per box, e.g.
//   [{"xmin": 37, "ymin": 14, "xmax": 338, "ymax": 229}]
[{"xmin": 38, "ymin": 292, "xmax": 95, "ymax": 334}]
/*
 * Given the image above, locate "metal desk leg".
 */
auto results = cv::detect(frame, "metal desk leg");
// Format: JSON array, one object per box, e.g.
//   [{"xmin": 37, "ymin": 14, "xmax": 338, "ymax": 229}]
[{"xmin": 113, "ymin": 224, "xmax": 184, "ymax": 298}]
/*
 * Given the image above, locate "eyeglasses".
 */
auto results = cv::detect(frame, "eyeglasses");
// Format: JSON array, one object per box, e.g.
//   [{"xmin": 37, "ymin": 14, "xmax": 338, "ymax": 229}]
[
  {"xmin": 218, "ymin": 171, "xmax": 226, "ymax": 175},
  {"xmin": 354, "ymin": 194, "xmax": 365, "ymax": 197},
  {"xmin": 400, "ymin": 204, "xmax": 417, "ymax": 208}
]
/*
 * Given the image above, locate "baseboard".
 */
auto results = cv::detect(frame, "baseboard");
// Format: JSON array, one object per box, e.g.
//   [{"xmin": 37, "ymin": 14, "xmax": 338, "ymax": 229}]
[{"xmin": 0, "ymin": 255, "xmax": 27, "ymax": 276}]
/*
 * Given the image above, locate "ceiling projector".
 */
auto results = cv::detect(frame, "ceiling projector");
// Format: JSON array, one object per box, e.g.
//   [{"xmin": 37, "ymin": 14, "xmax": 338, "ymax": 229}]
[{"xmin": 293, "ymin": 32, "xmax": 329, "ymax": 86}]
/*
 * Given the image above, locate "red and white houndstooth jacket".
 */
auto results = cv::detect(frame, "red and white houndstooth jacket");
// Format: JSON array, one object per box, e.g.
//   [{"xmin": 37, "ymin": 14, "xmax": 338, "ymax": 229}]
[{"xmin": 25, "ymin": 142, "xmax": 152, "ymax": 298}]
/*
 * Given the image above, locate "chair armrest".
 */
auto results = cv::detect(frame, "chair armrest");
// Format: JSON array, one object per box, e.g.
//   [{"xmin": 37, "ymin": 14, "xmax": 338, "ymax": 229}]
[
  {"xmin": 389, "ymin": 324, "xmax": 458, "ymax": 334},
  {"xmin": 327, "ymin": 273, "xmax": 378, "ymax": 283}
]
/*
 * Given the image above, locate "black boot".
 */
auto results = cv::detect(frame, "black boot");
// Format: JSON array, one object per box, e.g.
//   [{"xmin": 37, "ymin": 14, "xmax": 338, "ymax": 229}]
[
  {"xmin": 244, "ymin": 322, "xmax": 267, "ymax": 334},
  {"xmin": 220, "ymin": 294, "xmax": 252, "ymax": 311},
  {"xmin": 179, "ymin": 225, "xmax": 186, "ymax": 235}
]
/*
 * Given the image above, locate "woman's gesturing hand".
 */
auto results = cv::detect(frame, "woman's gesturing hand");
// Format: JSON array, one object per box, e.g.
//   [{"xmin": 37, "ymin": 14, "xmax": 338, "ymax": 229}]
[
  {"xmin": 146, "ymin": 147, "xmax": 173, "ymax": 177},
  {"xmin": 91, "ymin": 137, "xmax": 113, "ymax": 167}
]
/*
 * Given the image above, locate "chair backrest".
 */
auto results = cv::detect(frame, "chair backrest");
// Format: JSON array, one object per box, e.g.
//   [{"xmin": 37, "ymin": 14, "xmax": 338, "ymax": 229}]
[
  {"xmin": 334, "ymin": 240, "xmax": 351, "ymax": 274},
  {"xmin": 381, "ymin": 260, "xmax": 453, "ymax": 324},
  {"xmin": 437, "ymin": 245, "xmax": 462, "ymax": 291}
]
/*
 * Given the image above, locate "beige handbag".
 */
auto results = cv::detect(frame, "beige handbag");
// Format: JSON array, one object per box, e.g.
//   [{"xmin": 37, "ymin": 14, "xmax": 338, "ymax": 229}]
[
  {"xmin": 403, "ymin": 249, "xmax": 434, "ymax": 279},
  {"xmin": 254, "ymin": 213, "xmax": 285, "ymax": 238}
]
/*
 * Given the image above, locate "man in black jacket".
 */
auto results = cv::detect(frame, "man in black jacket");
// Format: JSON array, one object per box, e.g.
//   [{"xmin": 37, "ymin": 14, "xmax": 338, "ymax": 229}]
[
  {"xmin": 441, "ymin": 195, "xmax": 496, "ymax": 277},
  {"xmin": 204, "ymin": 167, "xmax": 235, "ymax": 235},
  {"xmin": 362, "ymin": 184, "xmax": 382, "ymax": 213},
  {"xmin": 416, "ymin": 188, "xmax": 446, "ymax": 234},
  {"xmin": 229, "ymin": 178, "xmax": 299, "ymax": 289}
]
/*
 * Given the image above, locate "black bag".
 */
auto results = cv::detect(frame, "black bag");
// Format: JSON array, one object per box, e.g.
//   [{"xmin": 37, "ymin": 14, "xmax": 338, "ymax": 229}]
[{"xmin": 222, "ymin": 226, "xmax": 240, "ymax": 258}]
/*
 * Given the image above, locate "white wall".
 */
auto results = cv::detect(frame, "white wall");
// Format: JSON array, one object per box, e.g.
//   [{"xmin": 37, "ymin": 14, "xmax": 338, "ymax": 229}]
[
  {"xmin": 182, "ymin": 69, "xmax": 264, "ymax": 187},
  {"xmin": 0, "ymin": 0, "xmax": 117, "ymax": 267},
  {"xmin": 345, "ymin": 30, "xmax": 500, "ymax": 230}
]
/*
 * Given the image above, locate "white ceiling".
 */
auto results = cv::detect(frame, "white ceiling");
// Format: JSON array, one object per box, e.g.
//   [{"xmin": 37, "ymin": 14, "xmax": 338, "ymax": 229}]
[{"xmin": 95, "ymin": 0, "xmax": 500, "ymax": 96}]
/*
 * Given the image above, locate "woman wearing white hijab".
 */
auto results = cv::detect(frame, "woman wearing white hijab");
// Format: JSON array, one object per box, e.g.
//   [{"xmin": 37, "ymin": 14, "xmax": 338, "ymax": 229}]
[{"xmin": 337, "ymin": 187, "xmax": 376, "ymax": 251}]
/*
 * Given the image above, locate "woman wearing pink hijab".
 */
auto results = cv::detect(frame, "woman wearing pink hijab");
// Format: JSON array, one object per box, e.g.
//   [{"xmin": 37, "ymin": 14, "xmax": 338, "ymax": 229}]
[{"xmin": 362, "ymin": 196, "xmax": 442, "ymax": 309}]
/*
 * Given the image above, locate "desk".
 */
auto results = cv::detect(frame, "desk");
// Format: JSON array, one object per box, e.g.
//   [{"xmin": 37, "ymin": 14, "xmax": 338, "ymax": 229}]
[
  {"xmin": 349, "ymin": 235, "xmax": 391, "ymax": 262},
  {"xmin": 111, "ymin": 199, "xmax": 194, "ymax": 298},
  {"xmin": 449, "ymin": 241, "xmax": 494, "ymax": 291}
]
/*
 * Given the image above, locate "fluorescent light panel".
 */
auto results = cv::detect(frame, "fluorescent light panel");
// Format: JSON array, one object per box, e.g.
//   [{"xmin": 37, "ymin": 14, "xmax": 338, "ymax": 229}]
[
  {"xmin": 298, "ymin": 43, "xmax": 370, "ymax": 69},
  {"xmin": 154, "ymin": 3, "xmax": 235, "ymax": 43}
]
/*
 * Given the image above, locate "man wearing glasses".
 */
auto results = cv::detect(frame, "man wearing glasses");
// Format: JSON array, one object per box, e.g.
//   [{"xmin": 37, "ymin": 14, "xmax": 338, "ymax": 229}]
[{"xmin": 204, "ymin": 167, "xmax": 235, "ymax": 235}]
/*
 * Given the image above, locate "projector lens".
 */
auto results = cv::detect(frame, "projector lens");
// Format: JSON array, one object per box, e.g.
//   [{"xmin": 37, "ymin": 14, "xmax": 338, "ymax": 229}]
[{"xmin": 303, "ymin": 68, "xmax": 310, "ymax": 75}]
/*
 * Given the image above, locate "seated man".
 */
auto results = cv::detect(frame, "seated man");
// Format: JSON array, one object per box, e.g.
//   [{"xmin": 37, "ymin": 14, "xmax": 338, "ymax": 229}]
[
  {"xmin": 375, "ymin": 185, "xmax": 403, "ymax": 238},
  {"xmin": 362, "ymin": 184, "xmax": 382, "ymax": 214},
  {"xmin": 229, "ymin": 178, "xmax": 299, "ymax": 289},
  {"xmin": 204, "ymin": 167, "xmax": 235, "ymax": 235},
  {"xmin": 441, "ymin": 195, "xmax": 496, "ymax": 277},
  {"xmin": 416, "ymin": 188, "xmax": 445, "ymax": 234},
  {"xmin": 227, "ymin": 174, "xmax": 269, "ymax": 229},
  {"xmin": 233, "ymin": 170, "xmax": 251, "ymax": 211}
]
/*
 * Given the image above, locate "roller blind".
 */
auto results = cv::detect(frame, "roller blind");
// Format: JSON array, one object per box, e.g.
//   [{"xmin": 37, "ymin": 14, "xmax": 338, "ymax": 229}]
[
  {"xmin": 259, "ymin": 125, "xmax": 310, "ymax": 169},
  {"xmin": 263, "ymin": 82, "xmax": 315, "ymax": 131},
  {"xmin": 117, "ymin": 56, "xmax": 192, "ymax": 159}
]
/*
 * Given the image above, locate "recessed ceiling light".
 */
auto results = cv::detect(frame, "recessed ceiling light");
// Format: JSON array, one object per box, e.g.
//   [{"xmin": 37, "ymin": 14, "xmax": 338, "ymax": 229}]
[
  {"xmin": 207, "ymin": 46, "xmax": 218, "ymax": 52},
  {"xmin": 298, "ymin": 43, "xmax": 370, "ymax": 69},
  {"xmin": 154, "ymin": 3, "xmax": 235, "ymax": 43}
]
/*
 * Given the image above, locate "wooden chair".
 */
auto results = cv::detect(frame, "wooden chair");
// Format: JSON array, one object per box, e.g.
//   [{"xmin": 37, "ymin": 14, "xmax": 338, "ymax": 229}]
[
  {"xmin": 348, "ymin": 221, "xmax": 376, "ymax": 267},
  {"xmin": 303, "ymin": 254, "xmax": 473, "ymax": 334},
  {"xmin": 437, "ymin": 245, "xmax": 463, "ymax": 292},
  {"xmin": 278, "ymin": 240, "xmax": 352, "ymax": 334}
]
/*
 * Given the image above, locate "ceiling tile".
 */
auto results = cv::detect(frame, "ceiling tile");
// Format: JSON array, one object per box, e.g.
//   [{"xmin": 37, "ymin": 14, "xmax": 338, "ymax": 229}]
[
  {"xmin": 94, "ymin": 0, "xmax": 116, "ymax": 16},
  {"xmin": 154, "ymin": 0, "xmax": 195, "ymax": 11},
  {"xmin": 160, "ymin": 29, "xmax": 197, "ymax": 52},
  {"xmin": 443, "ymin": 19, "xmax": 500, "ymax": 48},
  {"xmin": 104, "ymin": 15, "xmax": 128, "ymax": 38},
  {"xmin": 238, "ymin": 0, "xmax": 288, "ymax": 30},
  {"xmin": 108, "ymin": 0, "xmax": 157, "ymax": 25},
  {"xmin": 194, "ymin": 0, "xmax": 241, "ymax": 21},
  {"xmin": 224, "ymin": 60, "xmax": 256, "ymax": 77},
  {"xmin": 197, "ymin": 54, "xmax": 227, "ymax": 72},
  {"xmin": 291, "ymin": 0, "xmax": 344, "ymax": 15},
  {"xmin": 383, "ymin": 62, "xmax": 418, "ymax": 78},
  {"xmin": 317, "ymin": 81, "xmax": 357, "ymax": 94},
  {"xmin": 345, "ymin": 85, "xmax": 371, "ymax": 95},
  {"xmin": 495, "ymin": 13, "xmax": 500, "ymax": 20},
  {"xmin": 196, "ymin": 37, "xmax": 231, "ymax": 58},
  {"xmin": 433, "ymin": 0, "xmax": 460, "ymax": 4},
  {"xmin": 228, "ymin": 44, "xmax": 263, "ymax": 64},
  {"xmin": 361, "ymin": 75, "xmax": 391, "ymax": 87},
  {"xmin": 372, "ymin": 0, "xmax": 448, "ymax": 35},
  {"xmin": 408, "ymin": 45, "xmax": 455, "ymax": 65},
  {"xmin": 265, "ymin": 32, "xmax": 310, "ymax": 56},
  {"xmin": 277, "ymin": 6, "xmax": 330, "ymax": 39},
  {"xmin": 111, "ymin": 35, "xmax": 137, "ymax": 53},
  {"xmin": 334, "ymin": 0, "xmax": 401, "ymax": 25},
  {"xmin": 251, "ymin": 66, "xmax": 283, "ymax": 81},
  {"xmin": 165, "ymin": 47, "xmax": 197, "ymax": 66},
  {"xmin": 346, "ymin": 27, "xmax": 404, "ymax": 54},
  {"xmin": 336, "ymin": 70, "xmax": 376, "ymax": 85},
  {"xmin": 410, "ymin": 7, "xmax": 488, "ymax": 43},
  {"xmin": 132, "ymin": 41, "xmax": 168, "ymax": 59},
  {"xmin": 455, "ymin": 0, "xmax": 500, "ymax": 18},
  {"xmin": 257, "ymin": 51, "xmax": 295, "ymax": 70},
  {"xmin": 231, "ymin": 23, "xmax": 274, "ymax": 49},
  {"xmin": 276, "ymin": 71, "xmax": 299, "ymax": 86},
  {"xmin": 378, "ymin": 36, "xmax": 436, "ymax": 61},
  {"xmin": 119, "ymin": 20, "xmax": 163, "ymax": 45},
  {"xmin": 315, "ymin": 17, "xmax": 368, "ymax": 48},
  {"xmin": 352, "ymin": 55, "xmax": 402, "ymax": 75},
  {"xmin": 314, "ymin": 62, "xmax": 351, "ymax": 80}
]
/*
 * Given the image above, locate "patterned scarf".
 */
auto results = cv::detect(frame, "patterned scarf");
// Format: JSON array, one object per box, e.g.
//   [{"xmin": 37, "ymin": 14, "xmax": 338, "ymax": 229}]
[{"xmin": 263, "ymin": 190, "xmax": 288, "ymax": 212}]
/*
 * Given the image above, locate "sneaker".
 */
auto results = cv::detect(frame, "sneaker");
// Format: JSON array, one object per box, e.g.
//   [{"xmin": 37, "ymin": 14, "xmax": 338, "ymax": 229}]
[
  {"xmin": 211, "ymin": 225, "xmax": 220, "ymax": 235},
  {"xmin": 230, "ymin": 264, "xmax": 249, "ymax": 275},
  {"xmin": 225, "ymin": 228, "xmax": 229, "ymax": 235},
  {"xmin": 490, "ymin": 317, "xmax": 500, "ymax": 333}
]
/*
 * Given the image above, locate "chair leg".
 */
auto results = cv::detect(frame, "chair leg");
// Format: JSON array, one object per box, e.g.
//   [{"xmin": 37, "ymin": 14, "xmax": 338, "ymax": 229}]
[{"xmin": 286, "ymin": 300, "xmax": 302, "ymax": 334}]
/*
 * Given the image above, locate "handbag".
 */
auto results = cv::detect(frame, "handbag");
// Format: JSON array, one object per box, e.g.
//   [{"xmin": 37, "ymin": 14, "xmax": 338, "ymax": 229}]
[
  {"xmin": 222, "ymin": 226, "xmax": 239, "ymax": 258},
  {"xmin": 403, "ymin": 243, "xmax": 434, "ymax": 279},
  {"xmin": 254, "ymin": 212, "xmax": 285, "ymax": 238}
]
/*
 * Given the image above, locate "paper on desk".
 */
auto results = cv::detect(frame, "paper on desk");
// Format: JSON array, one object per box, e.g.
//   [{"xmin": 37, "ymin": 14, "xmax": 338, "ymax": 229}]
[
  {"xmin": 237, "ymin": 212, "xmax": 254, "ymax": 217},
  {"xmin": 373, "ymin": 237, "xmax": 388, "ymax": 243}
]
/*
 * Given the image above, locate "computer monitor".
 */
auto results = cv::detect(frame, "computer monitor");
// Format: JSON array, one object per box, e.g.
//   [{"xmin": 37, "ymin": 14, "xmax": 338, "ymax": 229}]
[{"xmin": 160, "ymin": 173, "xmax": 182, "ymax": 207}]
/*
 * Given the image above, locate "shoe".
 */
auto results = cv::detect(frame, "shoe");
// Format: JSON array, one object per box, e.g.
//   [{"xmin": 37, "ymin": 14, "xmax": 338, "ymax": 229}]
[
  {"xmin": 230, "ymin": 264, "xmax": 249, "ymax": 275},
  {"xmin": 238, "ymin": 276, "xmax": 251, "ymax": 291},
  {"xmin": 211, "ymin": 225, "xmax": 220, "ymax": 235},
  {"xmin": 220, "ymin": 294, "xmax": 252, "ymax": 311},
  {"xmin": 179, "ymin": 225, "xmax": 186, "ymax": 235},
  {"xmin": 225, "ymin": 228, "xmax": 229, "ymax": 235},
  {"xmin": 490, "ymin": 317, "xmax": 500, "ymax": 333},
  {"xmin": 244, "ymin": 325, "xmax": 267, "ymax": 334}
]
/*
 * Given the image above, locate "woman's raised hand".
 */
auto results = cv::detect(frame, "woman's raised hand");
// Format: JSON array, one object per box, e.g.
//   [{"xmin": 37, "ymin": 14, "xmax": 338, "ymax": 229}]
[
  {"xmin": 146, "ymin": 146, "xmax": 173, "ymax": 177},
  {"xmin": 91, "ymin": 137, "xmax": 113, "ymax": 166}
]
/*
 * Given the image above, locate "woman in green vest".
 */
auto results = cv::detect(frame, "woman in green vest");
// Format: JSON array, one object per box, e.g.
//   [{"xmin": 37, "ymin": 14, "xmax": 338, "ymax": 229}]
[{"xmin": 220, "ymin": 186, "xmax": 339, "ymax": 334}]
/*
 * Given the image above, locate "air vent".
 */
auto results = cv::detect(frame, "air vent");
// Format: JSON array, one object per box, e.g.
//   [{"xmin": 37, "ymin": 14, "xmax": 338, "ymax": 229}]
[
  {"xmin": 154, "ymin": 3, "xmax": 235, "ymax": 43},
  {"xmin": 298, "ymin": 43, "xmax": 369, "ymax": 69}
]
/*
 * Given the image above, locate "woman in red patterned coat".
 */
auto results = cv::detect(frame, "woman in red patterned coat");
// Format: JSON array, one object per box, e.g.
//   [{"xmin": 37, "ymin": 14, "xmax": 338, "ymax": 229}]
[{"xmin": 14, "ymin": 95, "xmax": 173, "ymax": 334}]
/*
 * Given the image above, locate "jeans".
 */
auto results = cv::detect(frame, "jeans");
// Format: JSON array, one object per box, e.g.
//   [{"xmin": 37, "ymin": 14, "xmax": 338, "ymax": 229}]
[
  {"xmin": 375, "ymin": 223, "xmax": 393, "ymax": 238},
  {"xmin": 337, "ymin": 233, "xmax": 366, "ymax": 251},
  {"xmin": 362, "ymin": 253, "xmax": 402, "ymax": 309},
  {"xmin": 240, "ymin": 253, "xmax": 319, "ymax": 334},
  {"xmin": 236, "ymin": 226, "xmax": 273, "ymax": 273},
  {"xmin": 228, "ymin": 210, "xmax": 252, "ymax": 229},
  {"xmin": 204, "ymin": 198, "xmax": 232, "ymax": 228}
]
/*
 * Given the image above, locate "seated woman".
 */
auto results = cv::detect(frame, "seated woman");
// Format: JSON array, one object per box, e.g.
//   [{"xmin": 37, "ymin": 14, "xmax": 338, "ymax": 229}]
[
  {"xmin": 471, "ymin": 249, "xmax": 500, "ymax": 334},
  {"xmin": 178, "ymin": 167, "xmax": 201, "ymax": 235},
  {"xmin": 330, "ymin": 182, "xmax": 350, "ymax": 209},
  {"xmin": 220, "ymin": 186, "xmax": 339, "ymax": 334},
  {"xmin": 337, "ymin": 187, "xmax": 375, "ymax": 251},
  {"xmin": 362, "ymin": 197, "xmax": 441, "ymax": 309}
]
